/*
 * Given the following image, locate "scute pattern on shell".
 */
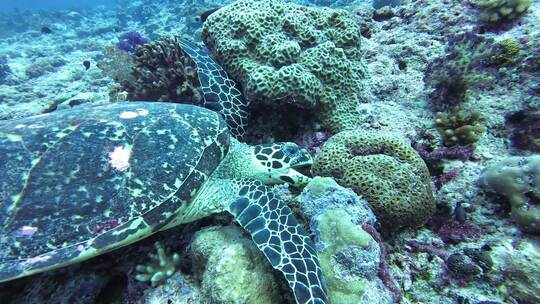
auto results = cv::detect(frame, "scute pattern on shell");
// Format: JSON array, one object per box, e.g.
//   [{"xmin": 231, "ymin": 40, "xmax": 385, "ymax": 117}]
[{"xmin": 0, "ymin": 102, "xmax": 229, "ymax": 281}]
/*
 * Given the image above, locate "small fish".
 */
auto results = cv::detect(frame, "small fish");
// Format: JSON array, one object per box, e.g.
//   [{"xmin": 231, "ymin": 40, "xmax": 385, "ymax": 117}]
[
  {"xmin": 453, "ymin": 201, "xmax": 467, "ymax": 223},
  {"xmin": 196, "ymin": 7, "xmax": 221, "ymax": 23},
  {"xmin": 83, "ymin": 60, "xmax": 91, "ymax": 70},
  {"xmin": 41, "ymin": 26, "xmax": 52, "ymax": 34}
]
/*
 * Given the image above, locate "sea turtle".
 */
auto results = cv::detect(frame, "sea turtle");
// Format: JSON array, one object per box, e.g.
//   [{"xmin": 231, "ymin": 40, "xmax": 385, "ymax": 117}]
[{"xmin": 0, "ymin": 102, "xmax": 328, "ymax": 304}]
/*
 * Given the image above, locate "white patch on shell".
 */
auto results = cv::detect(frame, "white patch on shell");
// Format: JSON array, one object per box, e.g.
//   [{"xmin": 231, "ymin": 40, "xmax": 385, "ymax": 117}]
[
  {"xmin": 24, "ymin": 254, "xmax": 52, "ymax": 265},
  {"xmin": 18, "ymin": 226, "xmax": 38, "ymax": 236},
  {"xmin": 137, "ymin": 108, "xmax": 149, "ymax": 116},
  {"xmin": 14, "ymin": 124, "xmax": 26, "ymax": 129},
  {"xmin": 119, "ymin": 111, "xmax": 138, "ymax": 119},
  {"xmin": 108, "ymin": 146, "xmax": 131, "ymax": 171}
]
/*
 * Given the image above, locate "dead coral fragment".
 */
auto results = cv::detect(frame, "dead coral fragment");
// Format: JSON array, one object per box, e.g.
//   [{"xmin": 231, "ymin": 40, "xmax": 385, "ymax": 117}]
[
  {"xmin": 434, "ymin": 107, "xmax": 486, "ymax": 146},
  {"xmin": 136, "ymin": 242, "xmax": 181, "ymax": 287}
]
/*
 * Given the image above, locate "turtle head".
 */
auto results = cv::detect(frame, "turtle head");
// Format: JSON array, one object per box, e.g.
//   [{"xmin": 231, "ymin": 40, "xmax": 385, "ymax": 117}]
[{"xmin": 252, "ymin": 142, "xmax": 313, "ymax": 186}]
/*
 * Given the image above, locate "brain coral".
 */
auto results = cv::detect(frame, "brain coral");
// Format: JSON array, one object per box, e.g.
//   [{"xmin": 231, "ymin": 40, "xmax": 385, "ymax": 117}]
[
  {"xmin": 312, "ymin": 131, "xmax": 435, "ymax": 230},
  {"xmin": 202, "ymin": 0, "xmax": 366, "ymax": 131}
]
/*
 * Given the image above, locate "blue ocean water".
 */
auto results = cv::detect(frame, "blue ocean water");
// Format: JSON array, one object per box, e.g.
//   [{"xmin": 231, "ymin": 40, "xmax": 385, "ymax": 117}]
[{"xmin": 0, "ymin": 0, "xmax": 116, "ymax": 12}]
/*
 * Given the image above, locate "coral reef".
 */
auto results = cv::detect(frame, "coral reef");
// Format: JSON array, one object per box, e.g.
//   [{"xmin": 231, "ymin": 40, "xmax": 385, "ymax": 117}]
[
  {"xmin": 189, "ymin": 225, "xmax": 283, "ymax": 304},
  {"xmin": 505, "ymin": 108, "xmax": 540, "ymax": 152},
  {"xmin": 372, "ymin": 0, "xmax": 403, "ymax": 9},
  {"xmin": 120, "ymin": 36, "xmax": 204, "ymax": 104},
  {"xmin": 473, "ymin": 0, "xmax": 532, "ymax": 24},
  {"xmin": 437, "ymin": 219, "xmax": 482, "ymax": 244},
  {"xmin": 446, "ymin": 247, "xmax": 492, "ymax": 280},
  {"xmin": 138, "ymin": 273, "xmax": 200, "ymax": 304},
  {"xmin": 297, "ymin": 177, "xmax": 377, "ymax": 226},
  {"xmin": 434, "ymin": 107, "xmax": 486, "ymax": 146},
  {"xmin": 487, "ymin": 38, "xmax": 522, "ymax": 66},
  {"xmin": 312, "ymin": 131, "xmax": 435, "ymax": 230},
  {"xmin": 480, "ymin": 155, "xmax": 540, "ymax": 234},
  {"xmin": 491, "ymin": 239, "xmax": 540, "ymax": 304},
  {"xmin": 314, "ymin": 209, "xmax": 380, "ymax": 303},
  {"xmin": 24, "ymin": 57, "xmax": 67, "ymax": 79},
  {"xmin": 202, "ymin": 0, "xmax": 366, "ymax": 131},
  {"xmin": 97, "ymin": 46, "xmax": 135, "ymax": 84},
  {"xmin": 296, "ymin": 178, "xmax": 394, "ymax": 304},
  {"xmin": 424, "ymin": 31, "xmax": 524, "ymax": 110},
  {"xmin": 135, "ymin": 242, "xmax": 181, "ymax": 287},
  {"xmin": 0, "ymin": 55, "xmax": 11, "ymax": 84}
]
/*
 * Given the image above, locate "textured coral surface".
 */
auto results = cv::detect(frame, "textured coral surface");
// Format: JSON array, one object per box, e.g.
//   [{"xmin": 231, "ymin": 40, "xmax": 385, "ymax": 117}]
[
  {"xmin": 202, "ymin": 0, "xmax": 366, "ymax": 131},
  {"xmin": 313, "ymin": 130, "xmax": 435, "ymax": 230}
]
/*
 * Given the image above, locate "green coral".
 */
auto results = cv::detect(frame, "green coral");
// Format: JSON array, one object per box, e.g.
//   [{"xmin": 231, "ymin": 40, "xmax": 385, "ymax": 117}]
[
  {"xmin": 487, "ymin": 38, "xmax": 522, "ymax": 66},
  {"xmin": 475, "ymin": 0, "xmax": 532, "ymax": 24},
  {"xmin": 316, "ymin": 209, "xmax": 373, "ymax": 303},
  {"xmin": 202, "ymin": 0, "xmax": 366, "ymax": 131},
  {"xmin": 312, "ymin": 130, "xmax": 435, "ymax": 230},
  {"xmin": 434, "ymin": 107, "xmax": 486, "ymax": 146},
  {"xmin": 480, "ymin": 155, "xmax": 540, "ymax": 234},
  {"xmin": 136, "ymin": 242, "xmax": 181, "ymax": 286}
]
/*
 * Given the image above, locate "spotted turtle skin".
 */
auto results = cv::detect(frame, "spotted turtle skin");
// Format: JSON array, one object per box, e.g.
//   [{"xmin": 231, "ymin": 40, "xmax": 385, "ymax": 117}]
[{"xmin": 179, "ymin": 39, "xmax": 249, "ymax": 140}]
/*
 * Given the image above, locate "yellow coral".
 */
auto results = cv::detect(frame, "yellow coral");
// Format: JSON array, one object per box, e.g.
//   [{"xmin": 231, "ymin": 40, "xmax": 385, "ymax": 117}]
[{"xmin": 312, "ymin": 131, "xmax": 435, "ymax": 230}]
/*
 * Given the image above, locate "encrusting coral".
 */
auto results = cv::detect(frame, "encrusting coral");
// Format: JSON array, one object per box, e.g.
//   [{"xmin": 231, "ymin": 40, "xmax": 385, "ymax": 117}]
[
  {"xmin": 202, "ymin": 0, "xmax": 367, "ymax": 131},
  {"xmin": 312, "ymin": 130, "xmax": 435, "ymax": 230},
  {"xmin": 480, "ymin": 155, "xmax": 540, "ymax": 234},
  {"xmin": 136, "ymin": 242, "xmax": 181, "ymax": 287},
  {"xmin": 189, "ymin": 225, "xmax": 282, "ymax": 304}
]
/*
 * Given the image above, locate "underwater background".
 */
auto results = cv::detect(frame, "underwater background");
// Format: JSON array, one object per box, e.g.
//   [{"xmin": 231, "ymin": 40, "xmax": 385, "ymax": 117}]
[{"xmin": 0, "ymin": 0, "xmax": 538, "ymax": 303}]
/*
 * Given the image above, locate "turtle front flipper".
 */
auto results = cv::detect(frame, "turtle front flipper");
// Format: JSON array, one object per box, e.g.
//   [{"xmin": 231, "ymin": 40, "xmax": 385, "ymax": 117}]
[
  {"xmin": 227, "ymin": 180, "xmax": 328, "ymax": 304},
  {"xmin": 178, "ymin": 39, "xmax": 249, "ymax": 140}
]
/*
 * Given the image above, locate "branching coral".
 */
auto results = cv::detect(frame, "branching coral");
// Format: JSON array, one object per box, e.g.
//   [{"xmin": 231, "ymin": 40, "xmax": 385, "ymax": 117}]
[
  {"xmin": 136, "ymin": 242, "xmax": 181, "ymax": 287},
  {"xmin": 434, "ymin": 107, "xmax": 485, "ymax": 146}
]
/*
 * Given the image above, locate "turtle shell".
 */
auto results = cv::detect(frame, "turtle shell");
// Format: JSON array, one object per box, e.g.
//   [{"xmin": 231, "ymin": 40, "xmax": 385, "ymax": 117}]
[{"xmin": 0, "ymin": 102, "xmax": 229, "ymax": 282}]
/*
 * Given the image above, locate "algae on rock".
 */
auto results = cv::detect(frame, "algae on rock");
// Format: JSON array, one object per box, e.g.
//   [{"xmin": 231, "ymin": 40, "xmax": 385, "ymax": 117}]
[
  {"xmin": 189, "ymin": 225, "xmax": 283, "ymax": 304},
  {"xmin": 315, "ymin": 209, "xmax": 376, "ymax": 303}
]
